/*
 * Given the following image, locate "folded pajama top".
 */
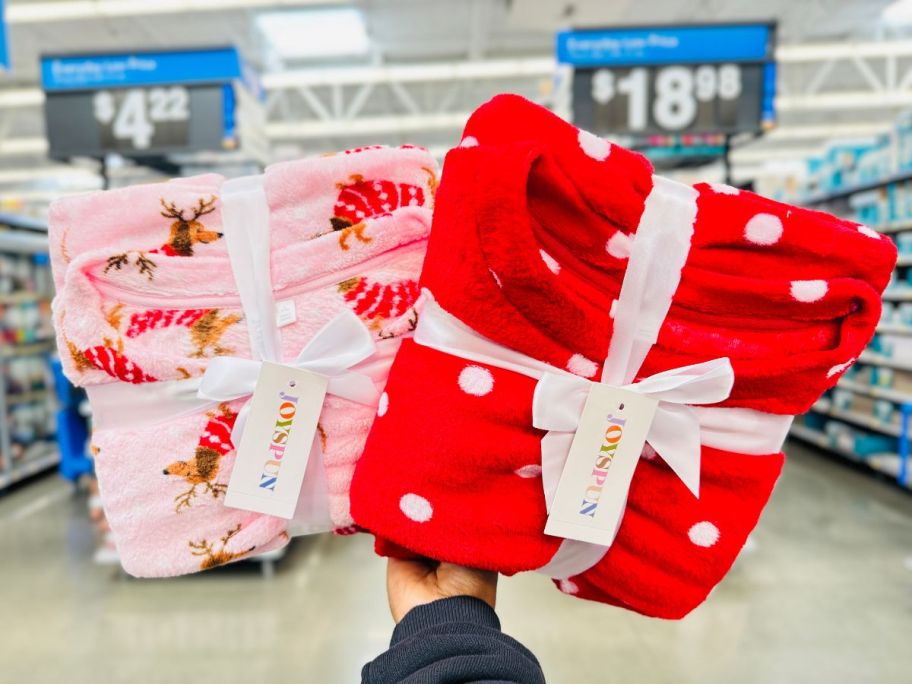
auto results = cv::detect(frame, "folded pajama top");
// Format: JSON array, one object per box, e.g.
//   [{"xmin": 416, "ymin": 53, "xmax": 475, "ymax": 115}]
[
  {"xmin": 350, "ymin": 95, "xmax": 896, "ymax": 618},
  {"xmin": 50, "ymin": 145, "xmax": 437, "ymax": 577}
]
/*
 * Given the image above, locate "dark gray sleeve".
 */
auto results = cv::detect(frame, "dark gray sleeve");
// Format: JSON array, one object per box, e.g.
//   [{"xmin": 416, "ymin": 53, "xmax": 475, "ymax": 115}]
[{"xmin": 361, "ymin": 596, "xmax": 546, "ymax": 684}]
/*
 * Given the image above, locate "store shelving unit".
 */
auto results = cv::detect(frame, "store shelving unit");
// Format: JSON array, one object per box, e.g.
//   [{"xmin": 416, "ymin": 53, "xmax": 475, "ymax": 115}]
[
  {"xmin": 0, "ymin": 215, "xmax": 59, "ymax": 491},
  {"xmin": 802, "ymin": 169, "xmax": 912, "ymax": 207},
  {"xmin": 790, "ymin": 173, "xmax": 912, "ymax": 490}
]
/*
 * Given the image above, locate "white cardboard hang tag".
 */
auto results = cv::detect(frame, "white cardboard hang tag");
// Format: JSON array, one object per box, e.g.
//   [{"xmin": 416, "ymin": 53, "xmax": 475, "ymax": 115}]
[
  {"xmin": 224, "ymin": 361, "xmax": 328, "ymax": 519},
  {"xmin": 544, "ymin": 383, "xmax": 658, "ymax": 547}
]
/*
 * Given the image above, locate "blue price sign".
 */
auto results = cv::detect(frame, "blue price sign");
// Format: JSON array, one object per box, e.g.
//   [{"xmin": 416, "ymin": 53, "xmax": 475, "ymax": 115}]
[
  {"xmin": 40, "ymin": 48, "xmax": 255, "ymax": 158},
  {"xmin": 41, "ymin": 47, "xmax": 245, "ymax": 91},
  {"xmin": 561, "ymin": 23, "xmax": 776, "ymax": 136},
  {"xmin": 0, "ymin": 0, "xmax": 9, "ymax": 72},
  {"xmin": 556, "ymin": 24, "xmax": 773, "ymax": 67}
]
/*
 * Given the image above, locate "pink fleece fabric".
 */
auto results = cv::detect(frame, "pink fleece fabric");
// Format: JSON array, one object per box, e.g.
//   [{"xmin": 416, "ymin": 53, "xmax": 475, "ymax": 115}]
[{"xmin": 50, "ymin": 145, "xmax": 437, "ymax": 577}]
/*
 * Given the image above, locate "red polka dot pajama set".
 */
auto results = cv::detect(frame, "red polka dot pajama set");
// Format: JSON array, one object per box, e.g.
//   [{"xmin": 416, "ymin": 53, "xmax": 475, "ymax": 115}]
[{"xmin": 351, "ymin": 95, "xmax": 896, "ymax": 619}]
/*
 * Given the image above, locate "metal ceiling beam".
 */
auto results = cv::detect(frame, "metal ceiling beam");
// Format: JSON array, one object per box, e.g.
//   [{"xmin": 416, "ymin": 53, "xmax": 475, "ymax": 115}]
[
  {"xmin": 0, "ymin": 89, "xmax": 44, "ymax": 108},
  {"xmin": 0, "ymin": 137, "xmax": 48, "ymax": 156},
  {"xmin": 266, "ymin": 112, "xmax": 471, "ymax": 139},
  {"xmin": 778, "ymin": 91, "xmax": 912, "ymax": 111},
  {"xmin": 261, "ymin": 57, "xmax": 557, "ymax": 88},
  {"xmin": 777, "ymin": 41, "xmax": 912, "ymax": 61}
]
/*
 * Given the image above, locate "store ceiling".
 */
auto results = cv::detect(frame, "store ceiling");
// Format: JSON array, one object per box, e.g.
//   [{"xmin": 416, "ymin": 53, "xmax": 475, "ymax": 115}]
[{"xmin": 0, "ymin": 0, "xmax": 909, "ymax": 208}]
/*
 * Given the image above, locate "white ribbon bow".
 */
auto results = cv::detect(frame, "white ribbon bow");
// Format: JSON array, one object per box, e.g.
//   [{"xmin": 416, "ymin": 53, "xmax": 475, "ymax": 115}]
[
  {"xmin": 414, "ymin": 296, "xmax": 735, "ymax": 505},
  {"xmin": 532, "ymin": 358, "xmax": 734, "ymax": 506},
  {"xmin": 197, "ymin": 308, "xmax": 380, "ymax": 446}
]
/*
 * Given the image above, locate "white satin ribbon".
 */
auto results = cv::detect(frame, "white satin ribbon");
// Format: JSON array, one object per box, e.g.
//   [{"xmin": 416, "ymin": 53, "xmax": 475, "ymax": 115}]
[
  {"xmin": 539, "ymin": 174, "xmax": 711, "ymax": 578},
  {"xmin": 415, "ymin": 297, "xmax": 732, "ymax": 500},
  {"xmin": 207, "ymin": 175, "xmax": 380, "ymax": 444},
  {"xmin": 198, "ymin": 308, "xmax": 379, "ymax": 447},
  {"xmin": 533, "ymin": 358, "xmax": 734, "ymax": 505}
]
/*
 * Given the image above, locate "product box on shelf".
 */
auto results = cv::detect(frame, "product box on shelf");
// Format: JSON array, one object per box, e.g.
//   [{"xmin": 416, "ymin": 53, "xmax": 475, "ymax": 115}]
[
  {"xmin": 897, "ymin": 302, "xmax": 912, "ymax": 325},
  {"xmin": 821, "ymin": 139, "xmax": 879, "ymax": 191},
  {"xmin": 878, "ymin": 334, "xmax": 912, "ymax": 362},
  {"xmin": 850, "ymin": 189, "xmax": 887, "ymax": 227},
  {"xmin": 832, "ymin": 388, "xmax": 853, "ymax": 410},
  {"xmin": 881, "ymin": 302, "xmax": 897, "ymax": 325},
  {"xmin": 855, "ymin": 136, "xmax": 894, "ymax": 186},
  {"xmin": 890, "ymin": 368, "xmax": 912, "ymax": 394},
  {"xmin": 850, "ymin": 394, "xmax": 887, "ymax": 421},
  {"xmin": 0, "ymin": 252, "xmax": 55, "ymax": 345},
  {"xmin": 896, "ymin": 231, "xmax": 912, "ymax": 255},
  {"xmin": 1, "ymin": 234, "xmax": 58, "ymax": 481},
  {"xmin": 874, "ymin": 399, "xmax": 896, "ymax": 424},
  {"xmin": 891, "ymin": 179, "xmax": 912, "ymax": 225},
  {"xmin": 825, "ymin": 420, "xmax": 895, "ymax": 456},
  {"xmin": 895, "ymin": 110, "xmax": 912, "ymax": 170},
  {"xmin": 800, "ymin": 412, "xmax": 828, "ymax": 431},
  {"xmin": 871, "ymin": 365, "xmax": 895, "ymax": 388}
]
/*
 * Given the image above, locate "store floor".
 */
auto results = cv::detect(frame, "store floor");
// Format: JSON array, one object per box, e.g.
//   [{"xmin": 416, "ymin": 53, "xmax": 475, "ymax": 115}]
[{"xmin": 1, "ymin": 442, "xmax": 910, "ymax": 684}]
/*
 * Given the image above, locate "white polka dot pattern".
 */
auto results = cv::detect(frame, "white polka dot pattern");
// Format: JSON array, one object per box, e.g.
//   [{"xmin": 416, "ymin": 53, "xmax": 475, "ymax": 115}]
[
  {"xmin": 377, "ymin": 392, "xmax": 389, "ymax": 417},
  {"xmin": 458, "ymin": 365, "xmax": 494, "ymax": 396},
  {"xmin": 458, "ymin": 136, "xmax": 479, "ymax": 148},
  {"xmin": 744, "ymin": 213, "xmax": 784, "ymax": 245},
  {"xmin": 539, "ymin": 249, "xmax": 561, "ymax": 275},
  {"xmin": 790, "ymin": 280, "xmax": 828, "ymax": 303},
  {"xmin": 827, "ymin": 358, "xmax": 856, "ymax": 379},
  {"xmin": 558, "ymin": 579, "xmax": 579, "ymax": 594},
  {"xmin": 708, "ymin": 182, "xmax": 740, "ymax": 195},
  {"xmin": 577, "ymin": 129, "xmax": 611, "ymax": 161},
  {"xmin": 857, "ymin": 224, "xmax": 881, "ymax": 239},
  {"xmin": 566, "ymin": 353, "xmax": 599, "ymax": 378},
  {"xmin": 400, "ymin": 494, "xmax": 433, "ymax": 522},
  {"xmin": 688, "ymin": 521, "xmax": 720, "ymax": 547},
  {"xmin": 515, "ymin": 465, "xmax": 543, "ymax": 478},
  {"xmin": 606, "ymin": 231, "xmax": 632, "ymax": 259}
]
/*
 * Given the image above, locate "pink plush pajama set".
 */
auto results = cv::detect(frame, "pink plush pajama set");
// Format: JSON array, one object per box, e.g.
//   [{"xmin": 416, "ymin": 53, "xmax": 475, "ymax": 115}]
[{"xmin": 49, "ymin": 146, "xmax": 437, "ymax": 576}]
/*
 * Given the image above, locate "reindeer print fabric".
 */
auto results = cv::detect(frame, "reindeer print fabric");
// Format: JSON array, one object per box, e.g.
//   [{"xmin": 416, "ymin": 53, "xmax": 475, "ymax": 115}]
[{"xmin": 49, "ymin": 146, "xmax": 437, "ymax": 577}]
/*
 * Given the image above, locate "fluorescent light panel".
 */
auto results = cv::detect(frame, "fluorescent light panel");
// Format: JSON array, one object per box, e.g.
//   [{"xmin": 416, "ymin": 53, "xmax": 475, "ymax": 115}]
[
  {"xmin": 256, "ymin": 7, "xmax": 369, "ymax": 60},
  {"xmin": 7, "ymin": 0, "xmax": 342, "ymax": 23},
  {"xmin": 882, "ymin": 0, "xmax": 912, "ymax": 24}
]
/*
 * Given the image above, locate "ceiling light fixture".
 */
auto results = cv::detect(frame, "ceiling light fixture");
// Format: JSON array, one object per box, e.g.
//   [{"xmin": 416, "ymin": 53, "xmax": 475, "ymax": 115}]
[
  {"xmin": 882, "ymin": 0, "xmax": 912, "ymax": 24},
  {"xmin": 256, "ymin": 7, "xmax": 369, "ymax": 60}
]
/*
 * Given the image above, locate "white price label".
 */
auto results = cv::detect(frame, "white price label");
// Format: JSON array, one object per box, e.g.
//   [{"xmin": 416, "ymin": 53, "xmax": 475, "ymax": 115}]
[
  {"xmin": 590, "ymin": 63, "xmax": 744, "ymax": 133},
  {"xmin": 91, "ymin": 86, "xmax": 190, "ymax": 150}
]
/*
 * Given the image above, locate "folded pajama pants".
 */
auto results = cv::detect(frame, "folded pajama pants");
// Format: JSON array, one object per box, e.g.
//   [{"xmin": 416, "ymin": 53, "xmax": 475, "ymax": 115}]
[{"xmin": 50, "ymin": 145, "xmax": 438, "ymax": 577}]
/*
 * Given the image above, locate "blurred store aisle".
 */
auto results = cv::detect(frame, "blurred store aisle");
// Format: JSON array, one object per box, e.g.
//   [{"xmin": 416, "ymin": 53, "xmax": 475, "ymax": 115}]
[{"xmin": 0, "ymin": 443, "xmax": 910, "ymax": 684}]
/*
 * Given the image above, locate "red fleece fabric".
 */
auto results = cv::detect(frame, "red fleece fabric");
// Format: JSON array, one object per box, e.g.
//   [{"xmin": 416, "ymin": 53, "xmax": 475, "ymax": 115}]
[{"xmin": 351, "ymin": 95, "xmax": 896, "ymax": 618}]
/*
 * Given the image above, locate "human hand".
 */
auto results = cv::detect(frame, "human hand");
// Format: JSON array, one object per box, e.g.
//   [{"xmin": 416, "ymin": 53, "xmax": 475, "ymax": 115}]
[{"xmin": 386, "ymin": 557, "xmax": 498, "ymax": 623}]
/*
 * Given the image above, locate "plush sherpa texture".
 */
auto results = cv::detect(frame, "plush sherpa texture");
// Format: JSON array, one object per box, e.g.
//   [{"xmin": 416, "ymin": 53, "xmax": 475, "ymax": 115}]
[
  {"xmin": 50, "ymin": 145, "xmax": 437, "ymax": 577},
  {"xmin": 350, "ymin": 95, "xmax": 896, "ymax": 618}
]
